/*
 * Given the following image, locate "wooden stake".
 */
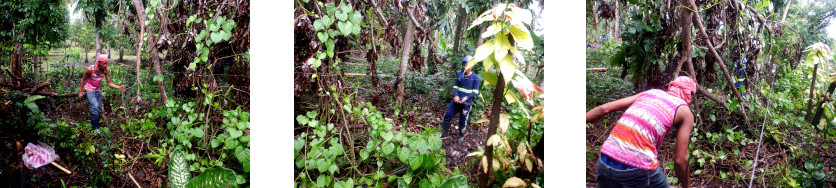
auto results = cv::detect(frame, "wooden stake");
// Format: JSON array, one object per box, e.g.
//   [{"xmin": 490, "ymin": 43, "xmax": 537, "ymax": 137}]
[{"xmin": 50, "ymin": 162, "xmax": 71, "ymax": 175}]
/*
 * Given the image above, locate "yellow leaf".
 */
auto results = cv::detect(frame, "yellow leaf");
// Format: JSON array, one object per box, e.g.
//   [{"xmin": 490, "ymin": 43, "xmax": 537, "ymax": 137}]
[
  {"xmin": 501, "ymin": 177, "xmax": 527, "ymax": 188},
  {"xmin": 494, "ymin": 33, "xmax": 511, "ymax": 61},
  {"xmin": 481, "ymin": 22, "xmax": 503, "ymax": 38},
  {"xmin": 467, "ymin": 15, "xmax": 494, "ymax": 31},
  {"xmin": 499, "ymin": 113, "xmax": 510, "ymax": 134},
  {"xmin": 517, "ymin": 142, "xmax": 528, "ymax": 163},
  {"xmin": 509, "ymin": 6, "xmax": 533, "ymax": 25},
  {"xmin": 492, "ymin": 3, "xmax": 507, "ymax": 20},
  {"xmin": 510, "ymin": 69, "xmax": 543, "ymax": 105},
  {"xmin": 510, "ymin": 47, "xmax": 525, "ymax": 66},
  {"xmin": 509, "ymin": 25, "xmax": 534, "ymax": 51},
  {"xmin": 492, "ymin": 158, "xmax": 501, "ymax": 172},
  {"xmin": 481, "ymin": 156, "xmax": 488, "ymax": 173},
  {"xmin": 482, "ymin": 53, "xmax": 495, "ymax": 71},
  {"xmin": 466, "ymin": 151, "xmax": 483, "ymax": 157},
  {"xmin": 525, "ymin": 158, "xmax": 533, "ymax": 172},
  {"xmin": 498, "ymin": 55, "xmax": 516, "ymax": 84},
  {"xmin": 471, "ymin": 39, "xmax": 495, "ymax": 65},
  {"xmin": 487, "ymin": 134, "xmax": 502, "ymax": 147},
  {"xmin": 504, "ymin": 89, "xmax": 520, "ymax": 104},
  {"xmin": 532, "ymin": 183, "xmax": 542, "ymax": 188}
]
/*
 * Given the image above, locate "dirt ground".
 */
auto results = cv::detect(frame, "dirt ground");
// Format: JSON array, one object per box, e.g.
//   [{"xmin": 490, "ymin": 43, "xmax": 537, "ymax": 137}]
[{"xmin": 0, "ymin": 96, "xmax": 168, "ymax": 187}]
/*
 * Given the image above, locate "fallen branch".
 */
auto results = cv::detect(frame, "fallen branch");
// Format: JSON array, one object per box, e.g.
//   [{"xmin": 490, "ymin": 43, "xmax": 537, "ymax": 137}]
[
  {"xmin": 29, "ymin": 78, "xmax": 51, "ymax": 94},
  {"xmin": 129, "ymin": 172, "xmax": 142, "ymax": 188},
  {"xmin": 586, "ymin": 67, "xmax": 618, "ymax": 72}
]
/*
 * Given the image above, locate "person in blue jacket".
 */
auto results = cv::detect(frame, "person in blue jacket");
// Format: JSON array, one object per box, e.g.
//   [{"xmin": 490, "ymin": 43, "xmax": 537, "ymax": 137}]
[{"xmin": 439, "ymin": 55, "xmax": 481, "ymax": 143}]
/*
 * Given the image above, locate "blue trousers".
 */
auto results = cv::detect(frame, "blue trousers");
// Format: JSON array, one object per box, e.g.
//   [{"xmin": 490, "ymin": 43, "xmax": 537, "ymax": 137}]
[
  {"xmin": 596, "ymin": 155, "xmax": 668, "ymax": 188},
  {"xmin": 86, "ymin": 91, "xmax": 102, "ymax": 129},
  {"xmin": 443, "ymin": 100, "xmax": 472, "ymax": 130}
]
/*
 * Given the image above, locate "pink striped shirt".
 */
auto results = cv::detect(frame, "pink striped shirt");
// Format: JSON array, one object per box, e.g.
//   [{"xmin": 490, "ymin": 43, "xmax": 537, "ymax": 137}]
[
  {"xmin": 600, "ymin": 89, "xmax": 687, "ymax": 170},
  {"xmin": 83, "ymin": 64, "xmax": 105, "ymax": 92}
]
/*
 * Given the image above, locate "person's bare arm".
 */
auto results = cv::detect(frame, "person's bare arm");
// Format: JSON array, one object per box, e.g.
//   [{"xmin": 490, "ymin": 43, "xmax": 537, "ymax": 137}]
[
  {"xmin": 78, "ymin": 69, "xmax": 91, "ymax": 98},
  {"xmin": 673, "ymin": 106, "xmax": 694, "ymax": 188},
  {"xmin": 104, "ymin": 72, "xmax": 126, "ymax": 90},
  {"xmin": 586, "ymin": 93, "xmax": 641, "ymax": 123}
]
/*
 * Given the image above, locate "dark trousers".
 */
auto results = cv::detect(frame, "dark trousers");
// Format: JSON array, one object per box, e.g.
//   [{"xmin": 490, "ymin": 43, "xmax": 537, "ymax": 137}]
[{"xmin": 443, "ymin": 100, "xmax": 472, "ymax": 130}]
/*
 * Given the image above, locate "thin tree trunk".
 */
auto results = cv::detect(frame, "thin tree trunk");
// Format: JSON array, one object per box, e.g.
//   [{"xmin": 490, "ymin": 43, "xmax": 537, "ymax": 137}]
[
  {"xmin": 394, "ymin": 17, "xmax": 416, "ymax": 108},
  {"xmin": 676, "ymin": 0, "xmax": 693, "ymax": 79},
  {"xmin": 84, "ymin": 46, "xmax": 89, "ymax": 63},
  {"xmin": 452, "ymin": 8, "xmax": 466, "ymax": 57},
  {"xmin": 613, "ymin": 0, "xmax": 620, "ymax": 42},
  {"xmin": 119, "ymin": 47, "xmax": 124, "ymax": 62},
  {"xmin": 479, "ymin": 73, "xmax": 505, "ymax": 188},
  {"xmin": 132, "ymin": 0, "xmax": 146, "ymax": 102},
  {"xmin": 95, "ymin": 21, "xmax": 103, "ymax": 56},
  {"xmin": 812, "ymin": 82, "xmax": 836, "ymax": 125},
  {"xmin": 806, "ymin": 63, "xmax": 819, "ymax": 120},
  {"xmin": 781, "ymin": 0, "xmax": 792, "ymax": 23}
]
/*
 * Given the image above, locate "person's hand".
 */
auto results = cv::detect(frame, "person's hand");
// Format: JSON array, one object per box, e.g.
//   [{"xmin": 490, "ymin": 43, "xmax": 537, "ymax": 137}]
[
  {"xmin": 78, "ymin": 92, "xmax": 83, "ymax": 99},
  {"xmin": 461, "ymin": 97, "xmax": 468, "ymax": 103},
  {"xmin": 454, "ymin": 96, "xmax": 461, "ymax": 103},
  {"xmin": 118, "ymin": 85, "xmax": 126, "ymax": 90}
]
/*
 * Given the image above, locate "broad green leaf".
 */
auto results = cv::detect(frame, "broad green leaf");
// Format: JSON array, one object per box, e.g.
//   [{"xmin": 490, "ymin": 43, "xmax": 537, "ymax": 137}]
[
  {"xmin": 210, "ymin": 31, "xmax": 223, "ymax": 43},
  {"xmin": 509, "ymin": 25, "xmax": 534, "ymax": 51},
  {"xmin": 185, "ymin": 167, "xmax": 237, "ymax": 188},
  {"xmin": 482, "ymin": 53, "xmax": 496, "ymax": 70},
  {"xmin": 235, "ymin": 147, "xmax": 250, "ymax": 172},
  {"xmin": 498, "ymin": 54, "xmax": 515, "ymax": 84},
  {"xmin": 494, "ymin": 33, "xmax": 511, "ymax": 64},
  {"xmin": 383, "ymin": 142, "xmax": 395, "ymax": 155},
  {"xmin": 409, "ymin": 152, "xmax": 423, "ymax": 170},
  {"xmin": 351, "ymin": 21, "xmax": 362, "ymax": 36},
  {"xmin": 317, "ymin": 32, "xmax": 328, "ymax": 42},
  {"xmin": 350, "ymin": 11, "xmax": 363, "ymax": 26},
  {"xmin": 326, "ymin": 39, "xmax": 336, "ymax": 51},
  {"xmin": 381, "ymin": 131, "xmax": 393, "ymax": 142},
  {"xmin": 471, "ymin": 39, "xmax": 495, "ymax": 66},
  {"xmin": 196, "ymin": 30, "xmax": 206, "ymax": 42},
  {"xmin": 296, "ymin": 115, "xmax": 309, "ymax": 126},
  {"xmin": 307, "ymin": 111, "xmax": 318, "ymax": 119},
  {"xmin": 420, "ymin": 179, "xmax": 432, "ymax": 188},
  {"xmin": 438, "ymin": 175, "xmax": 469, "ymax": 188},
  {"xmin": 312, "ymin": 59, "xmax": 321, "ymax": 68},
  {"xmin": 169, "ymin": 149, "xmax": 190, "ymax": 188},
  {"xmin": 329, "ymin": 163, "xmax": 339, "ymax": 174},
  {"xmin": 482, "ymin": 71, "xmax": 498, "ymax": 86},
  {"xmin": 340, "ymin": 3, "xmax": 352, "ymax": 13},
  {"xmin": 481, "ymin": 22, "xmax": 503, "ymax": 38},
  {"xmin": 422, "ymin": 154, "xmax": 436, "ymax": 169},
  {"xmin": 337, "ymin": 21, "xmax": 353, "ymax": 36},
  {"xmin": 322, "ymin": 16, "xmax": 333, "ymax": 27},
  {"xmin": 336, "ymin": 11, "xmax": 348, "ymax": 21},
  {"xmin": 398, "ymin": 147, "xmax": 410, "ymax": 163}
]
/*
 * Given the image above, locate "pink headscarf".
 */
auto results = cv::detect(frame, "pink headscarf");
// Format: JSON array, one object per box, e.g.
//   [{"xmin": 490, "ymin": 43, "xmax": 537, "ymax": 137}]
[
  {"xmin": 667, "ymin": 76, "xmax": 697, "ymax": 104},
  {"xmin": 96, "ymin": 54, "xmax": 108, "ymax": 63}
]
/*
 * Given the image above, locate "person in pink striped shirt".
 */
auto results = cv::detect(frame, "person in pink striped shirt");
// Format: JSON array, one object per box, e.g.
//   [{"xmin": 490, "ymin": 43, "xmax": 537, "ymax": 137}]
[
  {"xmin": 78, "ymin": 55, "xmax": 126, "ymax": 131},
  {"xmin": 586, "ymin": 76, "xmax": 696, "ymax": 188}
]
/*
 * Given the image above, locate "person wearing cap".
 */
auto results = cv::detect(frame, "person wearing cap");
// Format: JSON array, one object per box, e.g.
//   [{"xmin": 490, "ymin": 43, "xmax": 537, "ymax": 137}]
[
  {"xmin": 586, "ymin": 76, "xmax": 696, "ymax": 188},
  {"xmin": 438, "ymin": 55, "xmax": 481, "ymax": 143},
  {"xmin": 78, "ymin": 55, "xmax": 126, "ymax": 130}
]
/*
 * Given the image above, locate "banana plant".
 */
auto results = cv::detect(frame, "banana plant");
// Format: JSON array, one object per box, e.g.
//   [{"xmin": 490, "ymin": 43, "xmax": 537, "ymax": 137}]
[{"xmin": 462, "ymin": 3, "xmax": 543, "ymax": 187}]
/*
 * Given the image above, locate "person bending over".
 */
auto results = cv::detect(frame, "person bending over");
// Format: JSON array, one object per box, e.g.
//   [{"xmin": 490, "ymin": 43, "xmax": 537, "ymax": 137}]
[{"xmin": 586, "ymin": 76, "xmax": 696, "ymax": 188}]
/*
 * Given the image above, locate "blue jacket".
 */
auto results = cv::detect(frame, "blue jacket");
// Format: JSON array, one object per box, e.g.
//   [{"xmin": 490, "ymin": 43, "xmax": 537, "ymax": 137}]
[{"xmin": 454, "ymin": 72, "xmax": 481, "ymax": 105}]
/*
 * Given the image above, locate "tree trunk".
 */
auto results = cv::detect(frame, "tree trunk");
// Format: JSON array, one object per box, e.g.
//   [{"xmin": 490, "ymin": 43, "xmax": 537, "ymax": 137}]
[
  {"xmin": 676, "ymin": 0, "xmax": 693, "ymax": 79},
  {"xmin": 452, "ymin": 8, "xmax": 466, "ymax": 57},
  {"xmin": 478, "ymin": 73, "xmax": 505, "ymax": 188},
  {"xmin": 806, "ymin": 63, "xmax": 819, "ymax": 120},
  {"xmin": 428, "ymin": 30, "xmax": 438, "ymax": 75},
  {"xmin": 95, "ymin": 20, "xmax": 103, "ymax": 56},
  {"xmin": 132, "ymin": 0, "xmax": 146, "ymax": 102},
  {"xmin": 119, "ymin": 47, "xmax": 124, "ymax": 62},
  {"xmin": 84, "ymin": 46, "xmax": 89, "ymax": 63},
  {"xmin": 11, "ymin": 41, "xmax": 22, "ymax": 78},
  {"xmin": 394, "ymin": 18, "xmax": 416, "ymax": 108},
  {"xmin": 613, "ymin": 0, "xmax": 621, "ymax": 42}
]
